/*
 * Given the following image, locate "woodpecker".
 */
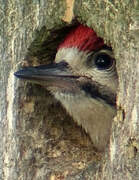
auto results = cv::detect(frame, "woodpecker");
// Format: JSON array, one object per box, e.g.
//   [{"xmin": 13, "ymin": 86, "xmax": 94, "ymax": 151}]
[{"xmin": 14, "ymin": 24, "xmax": 118, "ymax": 151}]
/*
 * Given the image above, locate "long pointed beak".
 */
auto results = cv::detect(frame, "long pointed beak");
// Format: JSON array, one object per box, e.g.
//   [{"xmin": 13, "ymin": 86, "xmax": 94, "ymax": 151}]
[{"xmin": 14, "ymin": 61, "xmax": 79, "ymax": 89}]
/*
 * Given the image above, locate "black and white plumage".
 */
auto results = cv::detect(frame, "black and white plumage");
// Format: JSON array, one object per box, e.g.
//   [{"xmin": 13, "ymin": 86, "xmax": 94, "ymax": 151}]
[{"xmin": 14, "ymin": 24, "xmax": 118, "ymax": 151}]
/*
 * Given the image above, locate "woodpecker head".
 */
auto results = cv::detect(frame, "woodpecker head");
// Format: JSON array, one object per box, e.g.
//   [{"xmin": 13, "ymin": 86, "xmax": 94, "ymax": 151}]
[{"xmin": 15, "ymin": 24, "xmax": 118, "ymax": 151}]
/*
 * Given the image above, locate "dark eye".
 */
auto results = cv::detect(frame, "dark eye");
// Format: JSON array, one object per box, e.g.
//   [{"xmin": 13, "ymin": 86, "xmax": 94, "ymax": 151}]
[{"xmin": 94, "ymin": 53, "xmax": 113, "ymax": 70}]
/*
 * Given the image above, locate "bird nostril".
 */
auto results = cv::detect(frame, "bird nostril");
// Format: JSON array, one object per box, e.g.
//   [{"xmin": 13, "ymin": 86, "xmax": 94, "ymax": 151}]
[{"xmin": 58, "ymin": 60, "xmax": 69, "ymax": 66}]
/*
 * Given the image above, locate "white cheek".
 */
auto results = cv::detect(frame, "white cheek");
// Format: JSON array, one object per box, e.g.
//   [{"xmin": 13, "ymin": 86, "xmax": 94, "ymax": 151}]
[
  {"xmin": 55, "ymin": 47, "xmax": 88, "ymax": 67},
  {"xmin": 55, "ymin": 47, "xmax": 117, "ymax": 93}
]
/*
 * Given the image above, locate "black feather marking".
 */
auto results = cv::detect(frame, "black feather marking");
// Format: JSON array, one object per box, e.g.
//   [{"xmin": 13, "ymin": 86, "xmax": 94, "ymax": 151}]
[{"xmin": 81, "ymin": 82, "xmax": 116, "ymax": 107}]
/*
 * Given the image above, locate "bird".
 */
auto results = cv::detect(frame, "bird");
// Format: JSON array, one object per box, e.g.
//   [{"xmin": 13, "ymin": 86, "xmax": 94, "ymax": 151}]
[{"xmin": 14, "ymin": 24, "xmax": 118, "ymax": 151}]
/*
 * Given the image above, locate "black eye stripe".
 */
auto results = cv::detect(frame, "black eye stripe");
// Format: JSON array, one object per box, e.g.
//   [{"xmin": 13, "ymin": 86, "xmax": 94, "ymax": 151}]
[{"xmin": 80, "ymin": 82, "xmax": 116, "ymax": 107}]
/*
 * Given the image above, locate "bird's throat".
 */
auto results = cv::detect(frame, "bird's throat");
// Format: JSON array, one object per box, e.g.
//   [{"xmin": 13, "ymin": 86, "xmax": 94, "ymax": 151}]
[{"xmin": 54, "ymin": 91, "xmax": 116, "ymax": 151}]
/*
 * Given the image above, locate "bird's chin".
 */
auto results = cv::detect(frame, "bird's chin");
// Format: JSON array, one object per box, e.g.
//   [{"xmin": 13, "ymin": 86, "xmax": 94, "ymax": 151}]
[{"xmin": 46, "ymin": 79, "xmax": 81, "ymax": 95}]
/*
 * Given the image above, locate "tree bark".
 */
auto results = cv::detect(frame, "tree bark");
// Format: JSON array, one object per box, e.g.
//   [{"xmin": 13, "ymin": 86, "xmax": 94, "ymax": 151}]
[{"xmin": 0, "ymin": 0, "xmax": 139, "ymax": 179}]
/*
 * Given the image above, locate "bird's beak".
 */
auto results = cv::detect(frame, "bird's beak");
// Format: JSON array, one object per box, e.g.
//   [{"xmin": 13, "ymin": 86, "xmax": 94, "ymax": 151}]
[{"xmin": 14, "ymin": 61, "xmax": 79, "ymax": 90}]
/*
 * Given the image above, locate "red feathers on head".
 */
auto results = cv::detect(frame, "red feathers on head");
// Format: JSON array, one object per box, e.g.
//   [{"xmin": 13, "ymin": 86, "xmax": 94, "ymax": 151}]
[{"xmin": 58, "ymin": 24, "xmax": 104, "ymax": 52}]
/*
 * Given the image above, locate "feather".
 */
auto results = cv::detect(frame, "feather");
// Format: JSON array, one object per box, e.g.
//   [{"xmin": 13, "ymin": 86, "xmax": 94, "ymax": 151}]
[{"xmin": 58, "ymin": 24, "xmax": 104, "ymax": 52}]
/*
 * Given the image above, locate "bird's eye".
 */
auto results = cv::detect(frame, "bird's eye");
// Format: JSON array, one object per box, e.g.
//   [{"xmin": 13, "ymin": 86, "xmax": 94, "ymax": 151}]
[{"xmin": 94, "ymin": 53, "xmax": 113, "ymax": 70}]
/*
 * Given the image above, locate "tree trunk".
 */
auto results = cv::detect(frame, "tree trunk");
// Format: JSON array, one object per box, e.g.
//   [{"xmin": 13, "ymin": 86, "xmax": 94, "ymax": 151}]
[{"xmin": 0, "ymin": 0, "xmax": 139, "ymax": 179}]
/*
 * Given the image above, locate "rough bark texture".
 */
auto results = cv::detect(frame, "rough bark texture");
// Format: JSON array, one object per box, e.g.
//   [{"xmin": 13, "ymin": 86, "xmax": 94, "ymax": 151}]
[{"xmin": 0, "ymin": 0, "xmax": 139, "ymax": 179}]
